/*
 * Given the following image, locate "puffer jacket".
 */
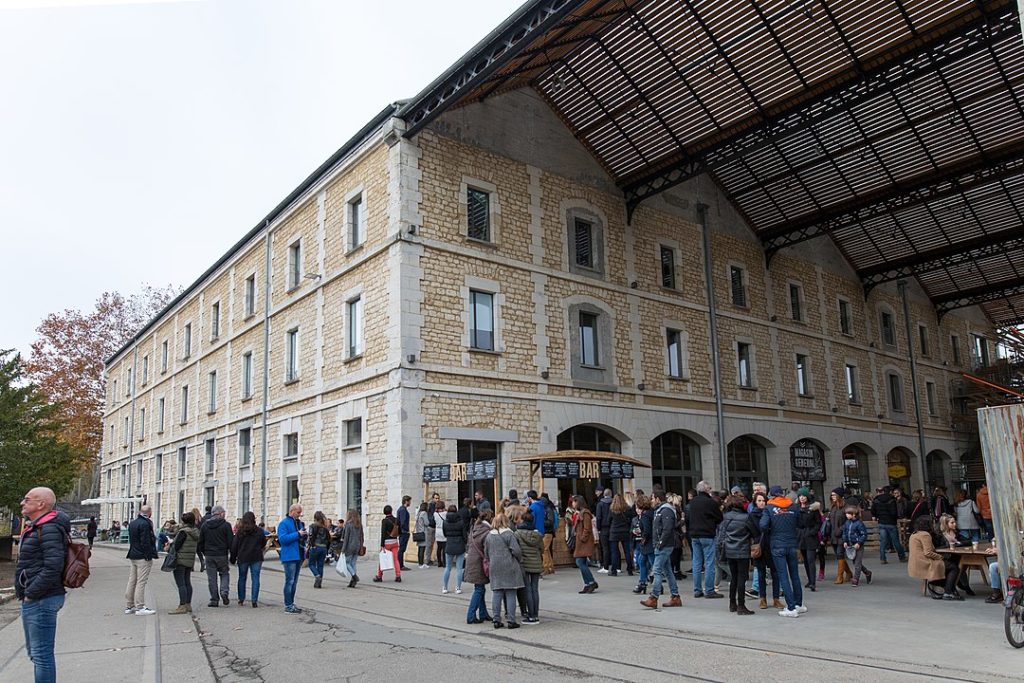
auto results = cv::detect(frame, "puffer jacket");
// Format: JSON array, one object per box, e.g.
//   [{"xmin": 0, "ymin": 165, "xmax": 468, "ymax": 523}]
[
  {"xmin": 514, "ymin": 524, "xmax": 544, "ymax": 574},
  {"xmin": 173, "ymin": 525, "xmax": 200, "ymax": 570},
  {"xmin": 230, "ymin": 528, "xmax": 267, "ymax": 565},
  {"xmin": 842, "ymin": 518, "xmax": 868, "ymax": 547},
  {"xmin": 464, "ymin": 521, "xmax": 491, "ymax": 585},
  {"xmin": 608, "ymin": 508, "xmax": 635, "ymax": 542},
  {"xmin": 442, "ymin": 511, "xmax": 467, "ymax": 556},
  {"xmin": 16, "ymin": 510, "xmax": 71, "ymax": 601},
  {"xmin": 759, "ymin": 496, "xmax": 799, "ymax": 549},
  {"xmin": 797, "ymin": 507, "xmax": 824, "ymax": 551},
  {"xmin": 719, "ymin": 509, "xmax": 760, "ymax": 560}
]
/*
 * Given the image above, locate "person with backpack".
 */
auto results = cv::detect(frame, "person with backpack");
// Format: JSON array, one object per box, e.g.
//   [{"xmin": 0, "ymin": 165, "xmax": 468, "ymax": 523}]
[
  {"xmin": 16, "ymin": 487, "xmax": 71, "ymax": 683},
  {"xmin": 539, "ymin": 493, "xmax": 558, "ymax": 575},
  {"xmin": 373, "ymin": 505, "xmax": 402, "ymax": 583}
]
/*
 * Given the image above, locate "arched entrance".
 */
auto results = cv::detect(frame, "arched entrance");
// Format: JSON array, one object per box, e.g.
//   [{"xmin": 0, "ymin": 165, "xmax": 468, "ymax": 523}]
[
  {"xmin": 727, "ymin": 436, "xmax": 769, "ymax": 497},
  {"xmin": 556, "ymin": 425, "xmax": 622, "ymax": 510},
  {"xmin": 790, "ymin": 438, "xmax": 827, "ymax": 495},
  {"xmin": 926, "ymin": 450, "xmax": 951, "ymax": 491},
  {"xmin": 650, "ymin": 431, "xmax": 702, "ymax": 497},
  {"xmin": 886, "ymin": 448, "xmax": 914, "ymax": 493},
  {"xmin": 841, "ymin": 444, "xmax": 872, "ymax": 496}
]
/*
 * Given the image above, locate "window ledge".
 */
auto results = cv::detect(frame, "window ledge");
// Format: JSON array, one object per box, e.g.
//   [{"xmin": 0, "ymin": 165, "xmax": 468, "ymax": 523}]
[
  {"xmin": 731, "ymin": 303, "xmax": 750, "ymax": 311},
  {"xmin": 798, "ymin": 393, "xmax": 815, "ymax": 399},
  {"xmin": 344, "ymin": 353, "xmax": 364, "ymax": 365},
  {"xmin": 848, "ymin": 400, "xmax": 863, "ymax": 407},
  {"xmin": 210, "ymin": 335, "xmax": 219, "ymax": 344},
  {"xmin": 284, "ymin": 377, "xmax": 300, "ymax": 386},
  {"xmin": 239, "ymin": 463, "xmax": 251, "ymax": 470},
  {"xmin": 660, "ymin": 286, "xmax": 679, "ymax": 294},
  {"xmin": 286, "ymin": 284, "xmax": 300, "ymax": 294},
  {"xmin": 738, "ymin": 384, "xmax": 758, "ymax": 391},
  {"xmin": 283, "ymin": 456, "xmax": 299, "ymax": 462},
  {"xmin": 468, "ymin": 347, "xmax": 501, "ymax": 356},
  {"xmin": 157, "ymin": 429, "xmax": 164, "ymax": 435},
  {"xmin": 840, "ymin": 332, "xmax": 855, "ymax": 339},
  {"xmin": 346, "ymin": 243, "xmax": 365, "ymax": 257},
  {"xmin": 667, "ymin": 373, "xmax": 691, "ymax": 382},
  {"xmin": 244, "ymin": 313, "xmax": 256, "ymax": 322},
  {"xmin": 342, "ymin": 444, "xmax": 362, "ymax": 451},
  {"xmin": 465, "ymin": 236, "xmax": 498, "ymax": 248},
  {"xmin": 579, "ymin": 363, "xmax": 605, "ymax": 371},
  {"xmin": 241, "ymin": 395, "xmax": 253, "ymax": 403},
  {"xmin": 207, "ymin": 410, "xmax": 217, "ymax": 416}
]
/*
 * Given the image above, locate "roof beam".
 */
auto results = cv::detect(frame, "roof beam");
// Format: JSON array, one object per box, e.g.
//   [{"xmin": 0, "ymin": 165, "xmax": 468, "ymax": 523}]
[
  {"xmin": 860, "ymin": 228, "xmax": 1024, "ymax": 290},
  {"xmin": 620, "ymin": 0, "xmax": 1017, "ymax": 209},
  {"xmin": 934, "ymin": 276, "xmax": 1024, "ymax": 314},
  {"xmin": 759, "ymin": 142, "xmax": 1024, "ymax": 253}
]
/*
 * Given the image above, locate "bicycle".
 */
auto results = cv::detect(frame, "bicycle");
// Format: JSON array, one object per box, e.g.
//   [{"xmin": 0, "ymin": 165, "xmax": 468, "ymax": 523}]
[{"xmin": 1005, "ymin": 550, "xmax": 1024, "ymax": 648}]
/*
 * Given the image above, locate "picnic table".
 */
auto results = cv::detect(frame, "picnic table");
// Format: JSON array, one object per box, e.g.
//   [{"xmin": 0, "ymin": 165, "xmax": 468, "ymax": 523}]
[{"xmin": 937, "ymin": 541, "xmax": 995, "ymax": 587}]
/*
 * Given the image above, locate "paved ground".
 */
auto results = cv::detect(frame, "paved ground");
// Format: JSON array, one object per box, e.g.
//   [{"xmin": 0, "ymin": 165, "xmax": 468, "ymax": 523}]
[{"xmin": 0, "ymin": 543, "xmax": 1020, "ymax": 682}]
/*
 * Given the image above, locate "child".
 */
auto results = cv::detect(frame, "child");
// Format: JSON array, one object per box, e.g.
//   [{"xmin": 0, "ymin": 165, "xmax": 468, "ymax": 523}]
[{"xmin": 842, "ymin": 506, "xmax": 873, "ymax": 586}]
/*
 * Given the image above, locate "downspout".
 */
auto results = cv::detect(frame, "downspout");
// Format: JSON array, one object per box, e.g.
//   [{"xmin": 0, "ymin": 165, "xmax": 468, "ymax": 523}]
[
  {"xmin": 126, "ymin": 347, "xmax": 139, "ymax": 520},
  {"xmin": 260, "ymin": 222, "xmax": 272, "ymax": 524},
  {"xmin": 699, "ymin": 203, "xmax": 728, "ymax": 488},
  {"xmin": 898, "ymin": 280, "xmax": 930, "ymax": 490}
]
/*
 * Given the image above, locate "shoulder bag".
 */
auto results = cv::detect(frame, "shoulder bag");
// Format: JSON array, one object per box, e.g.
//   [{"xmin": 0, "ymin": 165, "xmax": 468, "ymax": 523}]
[{"xmin": 161, "ymin": 543, "xmax": 178, "ymax": 572}]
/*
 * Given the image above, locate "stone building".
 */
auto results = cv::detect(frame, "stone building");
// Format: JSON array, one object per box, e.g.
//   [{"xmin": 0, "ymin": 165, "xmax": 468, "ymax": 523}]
[{"xmin": 100, "ymin": 7, "xmax": 1006, "ymax": 528}]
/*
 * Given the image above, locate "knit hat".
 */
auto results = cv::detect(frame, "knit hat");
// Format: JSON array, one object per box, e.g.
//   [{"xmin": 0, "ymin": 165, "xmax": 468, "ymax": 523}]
[
  {"xmin": 730, "ymin": 486, "xmax": 742, "ymax": 495},
  {"xmin": 797, "ymin": 487, "xmax": 810, "ymax": 498},
  {"xmin": 831, "ymin": 487, "xmax": 846, "ymax": 496},
  {"xmin": 769, "ymin": 485, "xmax": 784, "ymax": 497}
]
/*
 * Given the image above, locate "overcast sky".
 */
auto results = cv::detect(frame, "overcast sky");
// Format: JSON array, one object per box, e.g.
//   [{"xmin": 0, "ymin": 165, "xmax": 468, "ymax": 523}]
[{"xmin": 0, "ymin": 0, "xmax": 523, "ymax": 358}]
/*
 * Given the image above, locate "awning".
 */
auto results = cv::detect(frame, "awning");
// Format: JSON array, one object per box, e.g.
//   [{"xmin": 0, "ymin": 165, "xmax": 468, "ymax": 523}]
[{"xmin": 513, "ymin": 450, "xmax": 651, "ymax": 468}]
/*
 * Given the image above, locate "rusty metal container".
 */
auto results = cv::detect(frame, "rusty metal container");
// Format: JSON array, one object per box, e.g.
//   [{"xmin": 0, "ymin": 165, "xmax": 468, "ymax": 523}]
[{"xmin": 978, "ymin": 404, "xmax": 1024, "ymax": 586}]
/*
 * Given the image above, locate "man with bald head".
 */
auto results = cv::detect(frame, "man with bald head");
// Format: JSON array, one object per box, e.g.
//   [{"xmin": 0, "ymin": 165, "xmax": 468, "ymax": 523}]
[
  {"xmin": 16, "ymin": 486, "xmax": 71, "ymax": 683},
  {"xmin": 125, "ymin": 504, "xmax": 159, "ymax": 615},
  {"xmin": 277, "ymin": 503, "xmax": 307, "ymax": 613}
]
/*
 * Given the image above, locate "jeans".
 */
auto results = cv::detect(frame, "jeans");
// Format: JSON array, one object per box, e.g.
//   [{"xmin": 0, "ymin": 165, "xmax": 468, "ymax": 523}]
[
  {"xmin": 237, "ymin": 561, "xmax": 262, "ymax": 602},
  {"xmin": 520, "ymin": 572, "xmax": 540, "ymax": 619},
  {"xmin": 651, "ymin": 546, "xmax": 678, "ymax": 597},
  {"xmin": 802, "ymin": 550, "xmax": 817, "ymax": 586},
  {"xmin": 754, "ymin": 553, "xmax": 780, "ymax": 599},
  {"xmin": 21, "ymin": 593, "xmax": 64, "ymax": 683},
  {"xmin": 637, "ymin": 551, "xmax": 654, "ymax": 585},
  {"xmin": 771, "ymin": 547, "xmax": 803, "ymax": 610},
  {"xmin": 576, "ymin": 557, "xmax": 596, "ymax": 586},
  {"xmin": 982, "ymin": 519, "xmax": 994, "ymax": 540},
  {"xmin": 989, "ymin": 560, "xmax": 1002, "ymax": 590},
  {"xmin": 467, "ymin": 583, "xmax": 490, "ymax": 622},
  {"xmin": 205, "ymin": 555, "xmax": 230, "ymax": 601},
  {"xmin": 751, "ymin": 566, "xmax": 760, "ymax": 592},
  {"xmin": 609, "ymin": 538, "xmax": 634, "ymax": 573},
  {"xmin": 443, "ymin": 553, "xmax": 465, "ymax": 590},
  {"xmin": 282, "ymin": 560, "xmax": 301, "ymax": 608},
  {"xmin": 307, "ymin": 547, "xmax": 327, "ymax": 578},
  {"xmin": 398, "ymin": 533, "xmax": 410, "ymax": 568},
  {"xmin": 691, "ymin": 537, "xmax": 716, "ymax": 595},
  {"xmin": 173, "ymin": 567, "xmax": 193, "ymax": 605},
  {"xmin": 125, "ymin": 558, "xmax": 153, "ymax": 609},
  {"xmin": 964, "ymin": 528, "xmax": 981, "ymax": 543},
  {"xmin": 878, "ymin": 524, "xmax": 906, "ymax": 561},
  {"xmin": 492, "ymin": 588, "xmax": 517, "ymax": 623},
  {"xmin": 344, "ymin": 553, "xmax": 358, "ymax": 578}
]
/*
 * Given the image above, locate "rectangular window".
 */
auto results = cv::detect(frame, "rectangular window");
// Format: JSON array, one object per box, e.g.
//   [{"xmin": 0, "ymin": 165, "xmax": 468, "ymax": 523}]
[
  {"xmin": 349, "ymin": 194, "xmax": 365, "ymax": 248},
  {"xmin": 347, "ymin": 469, "xmax": 362, "ymax": 517},
  {"xmin": 730, "ymin": 266, "xmax": 747, "ymax": 307},
  {"xmin": 161, "ymin": 340, "xmax": 169, "ymax": 373},
  {"xmin": 106, "ymin": 469, "xmax": 112, "ymax": 495},
  {"xmin": 574, "ymin": 219, "xmax": 594, "ymax": 268},
  {"xmin": 180, "ymin": 385, "xmax": 189, "ymax": 423},
  {"xmin": 666, "ymin": 329, "xmax": 683, "ymax": 378},
  {"xmin": 126, "ymin": 368, "xmax": 132, "ymax": 396},
  {"xmin": 142, "ymin": 355, "xmax": 149, "ymax": 385},
  {"xmin": 109, "ymin": 423, "xmax": 114, "ymax": 452},
  {"xmin": 973, "ymin": 334, "xmax": 989, "ymax": 367},
  {"xmin": 926, "ymin": 381, "xmax": 937, "ymax": 415},
  {"xmin": 177, "ymin": 446, "xmax": 187, "ymax": 477},
  {"xmin": 138, "ymin": 407, "xmax": 145, "ymax": 439},
  {"xmin": 880, "ymin": 312, "xmax": 896, "ymax": 346},
  {"xmin": 244, "ymin": 275, "xmax": 256, "ymax": 318},
  {"xmin": 210, "ymin": 302, "xmax": 220, "ymax": 340},
  {"xmin": 466, "ymin": 187, "xmax": 490, "ymax": 242},
  {"xmin": 796, "ymin": 354, "xmax": 810, "ymax": 395},
  {"xmin": 469, "ymin": 290, "xmax": 494, "ymax": 351},
  {"xmin": 123, "ymin": 416, "xmax": 129, "ymax": 446},
  {"xmin": 208, "ymin": 370, "xmax": 217, "ymax": 412},
  {"xmin": 888, "ymin": 373, "xmax": 904, "ymax": 412},
  {"xmin": 789, "ymin": 284, "xmax": 803, "ymax": 321},
  {"xmin": 951, "ymin": 335, "xmax": 961, "ymax": 365},
  {"xmin": 155, "ymin": 452, "xmax": 163, "ymax": 482},
  {"xmin": 284, "ymin": 433, "xmax": 299, "ymax": 460},
  {"xmin": 183, "ymin": 323, "xmax": 192, "ymax": 359},
  {"xmin": 204, "ymin": 486, "xmax": 215, "ymax": 510},
  {"xmin": 579, "ymin": 312, "xmax": 599, "ymax": 367},
  {"xmin": 136, "ymin": 459, "xmax": 143, "ymax": 489},
  {"xmin": 838, "ymin": 299, "xmax": 852, "ymax": 335},
  {"xmin": 240, "ymin": 481, "xmax": 251, "ymax": 515},
  {"xmin": 737, "ymin": 342, "xmax": 752, "ymax": 387},
  {"xmin": 918, "ymin": 325, "xmax": 930, "ymax": 357},
  {"xmin": 121, "ymin": 464, "xmax": 127, "ymax": 492},
  {"xmin": 112, "ymin": 379, "xmax": 118, "ymax": 401},
  {"xmin": 288, "ymin": 240, "xmax": 302, "ymax": 290},
  {"xmin": 344, "ymin": 418, "xmax": 362, "ymax": 447},
  {"xmin": 157, "ymin": 397, "xmax": 165, "ymax": 433},
  {"xmin": 242, "ymin": 352, "xmax": 253, "ymax": 399},
  {"xmin": 204, "ymin": 438, "xmax": 215, "ymax": 474},
  {"xmin": 238, "ymin": 428, "xmax": 251, "ymax": 467},
  {"xmin": 286, "ymin": 328, "xmax": 299, "ymax": 382},
  {"xmin": 347, "ymin": 298, "xmax": 363, "ymax": 358},
  {"xmin": 660, "ymin": 246, "xmax": 676, "ymax": 289},
  {"xmin": 845, "ymin": 364, "xmax": 860, "ymax": 403},
  {"xmin": 286, "ymin": 477, "xmax": 300, "ymax": 511}
]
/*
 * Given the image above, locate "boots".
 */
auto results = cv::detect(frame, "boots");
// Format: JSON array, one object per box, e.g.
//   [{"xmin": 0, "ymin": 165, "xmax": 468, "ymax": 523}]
[
  {"xmin": 640, "ymin": 595, "xmax": 659, "ymax": 609},
  {"xmin": 632, "ymin": 582, "xmax": 647, "ymax": 594},
  {"xmin": 729, "ymin": 600, "xmax": 737, "ymax": 613},
  {"xmin": 736, "ymin": 602, "xmax": 754, "ymax": 615},
  {"xmin": 664, "ymin": 595, "xmax": 682, "ymax": 607},
  {"xmin": 772, "ymin": 599, "xmax": 785, "ymax": 609},
  {"xmin": 986, "ymin": 589, "xmax": 1004, "ymax": 604},
  {"xmin": 759, "ymin": 598, "xmax": 768, "ymax": 610},
  {"xmin": 314, "ymin": 576, "xmax": 323, "ymax": 589},
  {"xmin": 835, "ymin": 559, "xmax": 849, "ymax": 584},
  {"xmin": 348, "ymin": 577, "xmax": 356, "ymax": 588},
  {"xmin": 168, "ymin": 604, "xmax": 190, "ymax": 615}
]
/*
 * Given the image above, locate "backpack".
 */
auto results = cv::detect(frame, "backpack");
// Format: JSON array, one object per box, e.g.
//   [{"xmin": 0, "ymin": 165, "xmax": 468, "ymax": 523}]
[
  {"xmin": 543, "ymin": 505, "xmax": 555, "ymax": 534},
  {"xmin": 388, "ymin": 517, "xmax": 400, "ymax": 539},
  {"xmin": 33, "ymin": 514, "xmax": 91, "ymax": 589}
]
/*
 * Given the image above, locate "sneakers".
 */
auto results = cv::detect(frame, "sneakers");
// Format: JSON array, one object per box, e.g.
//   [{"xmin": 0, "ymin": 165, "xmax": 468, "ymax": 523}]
[
  {"xmin": 880, "ymin": 558, "xmax": 888, "ymax": 565},
  {"xmin": 817, "ymin": 570, "xmax": 825, "ymax": 581},
  {"xmin": 507, "ymin": 621, "xmax": 520, "ymax": 629},
  {"xmin": 794, "ymin": 604, "xmax": 808, "ymax": 614},
  {"xmin": 597, "ymin": 567, "xmax": 609, "ymax": 574},
  {"xmin": 851, "ymin": 579, "xmax": 860, "ymax": 586},
  {"xmin": 442, "ymin": 588, "xmax": 449, "ymax": 594},
  {"xmin": 419, "ymin": 564, "xmax": 428, "ymax": 569},
  {"xmin": 778, "ymin": 608, "xmax": 800, "ymax": 618},
  {"xmin": 523, "ymin": 617, "xmax": 540, "ymax": 624},
  {"xmin": 744, "ymin": 589, "xmax": 758, "ymax": 599},
  {"xmin": 578, "ymin": 582, "xmax": 598, "ymax": 594},
  {"xmin": 864, "ymin": 570, "xmax": 873, "ymax": 584},
  {"xmin": 455, "ymin": 588, "xmax": 462, "ymax": 595},
  {"xmin": 704, "ymin": 591, "xmax": 725, "ymax": 599},
  {"xmin": 207, "ymin": 601, "xmax": 219, "ymax": 607},
  {"xmin": 284, "ymin": 605, "xmax": 303, "ymax": 613},
  {"xmin": 134, "ymin": 606, "xmax": 156, "ymax": 616},
  {"xmin": 124, "ymin": 607, "xmax": 136, "ymax": 615}
]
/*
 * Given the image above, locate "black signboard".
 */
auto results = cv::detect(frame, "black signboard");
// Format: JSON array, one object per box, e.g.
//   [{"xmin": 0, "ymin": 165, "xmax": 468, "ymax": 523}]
[
  {"xmin": 790, "ymin": 441, "xmax": 826, "ymax": 482},
  {"xmin": 541, "ymin": 459, "xmax": 635, "ymax": 479},
  {"xmin": 464, "ymin": 459, "xmax": 497, "ymax": 481},
  {"xmin": 422, "ymin": 464, "xmax": 451, "ymax": 483}
]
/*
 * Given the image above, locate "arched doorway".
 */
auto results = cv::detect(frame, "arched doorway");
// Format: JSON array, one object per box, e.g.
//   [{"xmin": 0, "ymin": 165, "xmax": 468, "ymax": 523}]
[
  {"xmin": 727, "ymin": 436, "xmax": 769, "ymax": 497},
  {"xmin": 841, "ymin": 444, "xmax": 872, "ymax": 496},
  {"xmin": 790, "ymin": 439, "xmax": 827, "ymax": 496},
  {"xmin": 926, "ymin": 450, "xmax": 950, "ymax": 491},
  {"xmin": 650, "ymin": 431, "xmax": 702, "ymax": 497},
  {"xmin": 556, "ymin": 425, "xmax": 622, "ymax": 510},
  {"xmin": 886, "ymin": 448, "xmax": 913, "ymax": 493}
]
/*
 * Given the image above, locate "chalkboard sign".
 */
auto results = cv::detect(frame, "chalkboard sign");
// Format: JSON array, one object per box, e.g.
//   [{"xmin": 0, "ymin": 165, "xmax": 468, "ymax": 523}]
[
  {"xmin": 464, "ymin": 459, "xmax": 497, "ymax": 481},
  {"xmin": 541, "ymin": 459, "xmax": 635, "ymax": 479},
  {"xmin": 542, "ymin": 460, "xmax": 580, "ymax": 478},
  {"xmin": 790, "ymin": 441, "xmax": 826, "ymax": 482},
  {"xmin": 422, "ymin": 464, "xmax": 451, "ymax": 483}
]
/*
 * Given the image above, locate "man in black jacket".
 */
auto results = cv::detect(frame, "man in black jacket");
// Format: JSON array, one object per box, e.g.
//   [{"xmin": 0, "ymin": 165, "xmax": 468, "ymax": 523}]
[
  {"xmin": 197, "ymin": 505, "xmax": 234, "ymax": 607},
  {"xmin": 595, "ymin": 488, "xmax": 613, "ymax": 573},
  {"xmin": 125, "ymin": 505, "xmax": 159, "ymax": 615},
  {"xmin": 640, "ymin": 490, "xmax": 682, "ymax": 608},
  {"xmin": 16, "ymin": 486, "xmax": 70, "ymax": 683},
  {"xmin": 870, "ymin": 486, "xmax": 906, "ymax": 564},
  {"xmin": 397, "ymin": 496, "xmax": 412, "ymax": 571},
  {"xmin": 688, "ymin": 480, "xmax": 724, "ymax": 599}
]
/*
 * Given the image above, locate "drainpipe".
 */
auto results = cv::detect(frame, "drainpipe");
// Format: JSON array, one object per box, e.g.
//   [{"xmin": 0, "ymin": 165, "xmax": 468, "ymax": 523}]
[
  {"xmin": 699, "ymin": 203, "xmax": 728, "ymax": 488},
  {"xmin": 898, "ymin": 280, "xmax": 930, "ymax": 490},
  {"xmin": 126, "ymin": 347, "xmax": 139, "ymax": 520},
  {"xmin": 260, "ymin": 223, "xmax": 272, "ymax": 524}
]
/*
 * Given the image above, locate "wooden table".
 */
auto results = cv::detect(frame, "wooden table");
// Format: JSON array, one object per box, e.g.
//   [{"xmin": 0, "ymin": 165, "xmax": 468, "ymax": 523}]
[{"xmin": 937, "ymin": 542, "xmax": 995, "ymax": 587}]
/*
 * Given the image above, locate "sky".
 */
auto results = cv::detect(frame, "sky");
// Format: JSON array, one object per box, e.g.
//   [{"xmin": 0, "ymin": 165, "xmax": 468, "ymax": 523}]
[{"xmin": 0, "ymin": 0, "xmax": 524, "ymax": 359}]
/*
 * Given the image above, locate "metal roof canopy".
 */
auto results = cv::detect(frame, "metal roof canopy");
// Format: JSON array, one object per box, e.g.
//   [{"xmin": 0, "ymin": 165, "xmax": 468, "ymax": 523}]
[{"xmin": 399, "ymin": 0, "xmax": 1024, "ymax": 327}]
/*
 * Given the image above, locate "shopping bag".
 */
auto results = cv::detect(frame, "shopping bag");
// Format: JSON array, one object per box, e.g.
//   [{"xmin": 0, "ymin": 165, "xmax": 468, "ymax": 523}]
[
  {"xmin": 378, "ymin": 548, "xmax": 395, "ymax": 572},
  {"xmin": 335, "ymin": 559, "xmax": 350, "ymax": 578}
]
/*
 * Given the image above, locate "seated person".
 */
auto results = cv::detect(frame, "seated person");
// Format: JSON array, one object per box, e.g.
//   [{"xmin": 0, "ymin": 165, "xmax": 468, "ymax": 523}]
[
  {"xmin": 935, "ymin": 513, "xmax": 972, "ymax": 599},
  {"xmin": 985, "ymin": 545, "xmax": 1003, "ymax": 603},
  {"xmin": 908, "ymin": 516, "xmax": 946, "ymax": 597}
]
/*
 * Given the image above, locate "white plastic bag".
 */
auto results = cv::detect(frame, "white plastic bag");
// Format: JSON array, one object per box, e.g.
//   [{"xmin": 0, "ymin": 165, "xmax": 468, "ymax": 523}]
[
  {"xmin": 335, "ymin": 559, "xmax": 350, "ymax": 578},
  {"xmin": 378, "ymin": 548, "xmax": 395, "ymax": 572}
]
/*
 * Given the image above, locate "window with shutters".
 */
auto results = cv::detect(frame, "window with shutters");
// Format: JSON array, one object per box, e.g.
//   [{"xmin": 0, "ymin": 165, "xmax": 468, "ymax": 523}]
[
  {"xmin": 574, "ymin": 219, "xmax": 594, "ymax": 268},
  {"xmin": 660, "ymin": 245, "xmax": 676, "ymax": 289},
  {"xmin": 566, "ymin": 208, "xmax": 605, "ymax": 279},
  {"xmin": 838, "ymin": 298, "xmax": 853, "ymax": 336},
  {"xmin": 729, "ymin": 265, "xmax": 747, "ymax": 308},
  {"xmin": 466, "ymin": 187, "xmax": 490, "ymax": 242},
  {"xmin": 789, "ymin": 283, "xmax": 804, "ymax": 322}
]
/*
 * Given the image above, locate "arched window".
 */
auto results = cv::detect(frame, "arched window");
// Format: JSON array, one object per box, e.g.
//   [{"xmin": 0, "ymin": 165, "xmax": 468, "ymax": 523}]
[
  {"xmin": 650, "ymin": 432, "xmax": 702, "ymax": 496},
  {"xmin": 926, "ymin": 450, "xmax": 949, "ymax": 491},
  {"xmin": 727, "ymin": 436, "xmax": 768, "ymax": 496},
  {"xmin": 842, "ymin": 445, "xmax": 871, "ymax": 496}
]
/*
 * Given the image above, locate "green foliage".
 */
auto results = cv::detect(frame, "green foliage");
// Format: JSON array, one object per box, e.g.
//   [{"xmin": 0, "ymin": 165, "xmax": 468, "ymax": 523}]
[{"xmin": 0, "ymin": 349, "xmax": 78, "ymax": 511}]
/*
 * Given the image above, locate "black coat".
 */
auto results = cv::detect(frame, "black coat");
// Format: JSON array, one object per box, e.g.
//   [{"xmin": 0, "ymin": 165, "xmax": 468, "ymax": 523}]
[
  {"xmin": 442, "ymin": 512, "xmax": 467, "ymax": 556},
  {"xmin": 797, "ymin": 507, "xmax": 823, "ymax": 552},
  {"xmin": 687, "ymin": 493, "xmax": 722, "ymax": 538},
  {"xmin": 871, "ymin": 494, "xmax": 899, "ymax": 525},
  {"xmin": 127, "ymin": 515, "xmax": 158, "ymax": 561},
  {"xmin": 608, "ymin": 509, "xmax": 635, "ymax": 542},
  {"xmin": 16, "ymin": 511, "xmax": 71, "ymax": 601},
  {"xmin": 230, "ymin": 529, "xmax": 267, "ymax": 565},
  {"xmin": 197, "ymin": 517, "xmax": 233, "ymax": 557}
]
